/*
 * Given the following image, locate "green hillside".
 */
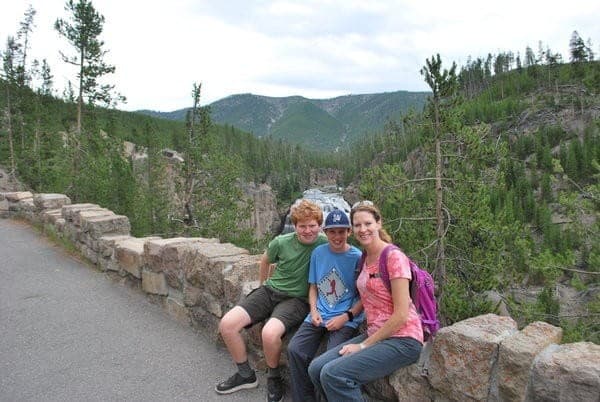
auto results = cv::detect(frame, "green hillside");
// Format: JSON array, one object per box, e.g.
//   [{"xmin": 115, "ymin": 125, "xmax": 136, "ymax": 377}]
[
  {"xmin": 269, "ymin": 101, "xmax": 344, "ymax": 149},
  {"xmin": 336, "ymin": 58, "xmax": 600, "ymax": 343},
  {"xmin": 2, "ymin": 33, "xmax": 599, "ymax": 344},
  {"xmin": 138, "ymin": 90, "xmax": 429, "ymax": 150}
]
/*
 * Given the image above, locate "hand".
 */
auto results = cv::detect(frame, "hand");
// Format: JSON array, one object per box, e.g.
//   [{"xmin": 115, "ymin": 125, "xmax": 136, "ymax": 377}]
[
  {"xmin": 339, "ymin": 343, "xmax": 362, "ymax": 356},
  {"xmin": 325, "ymin": 314, "xmax": 347, "ymax": 331},
  {"xmin": 311, "ymin": 311, "xmax": 323, "ymax": 327}
]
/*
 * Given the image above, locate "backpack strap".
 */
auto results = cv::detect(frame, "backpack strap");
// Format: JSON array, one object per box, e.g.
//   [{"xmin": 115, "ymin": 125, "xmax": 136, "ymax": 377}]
[
  {"xmin": 378, "ymin": 244, "xmax": 399, "ymax": 291},
  {"xmin": 355, "ymin": 252, "xmax": 366, "ymax": 281}
]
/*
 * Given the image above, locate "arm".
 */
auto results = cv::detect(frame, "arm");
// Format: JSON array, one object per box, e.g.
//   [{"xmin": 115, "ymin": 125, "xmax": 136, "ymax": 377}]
[
  {"xmin": 308, "ymin": 284, "xmax": 323, "ymax": 326},
  {"xmin": 339, "ymin": 278, "xmax": 409, "ymax": 354},
  {"xmin": 325, "ymin": 299, "xmax": 363, "ymax": 331},
  {"xmin": 259, "ymin": 252, "xmax": 271, "ymax": 285}
]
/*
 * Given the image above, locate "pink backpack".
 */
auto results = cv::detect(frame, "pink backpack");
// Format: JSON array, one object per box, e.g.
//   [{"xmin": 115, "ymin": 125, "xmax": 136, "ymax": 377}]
[{"xmin": 358, "ymin": 244, "xmax": 440, "ymax": 341}]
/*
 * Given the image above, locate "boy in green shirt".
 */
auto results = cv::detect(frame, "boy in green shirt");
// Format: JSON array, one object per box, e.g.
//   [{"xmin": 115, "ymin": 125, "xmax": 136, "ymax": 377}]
[{"xmin": 215, "ymin": 199, "xmax": 327, "ymax": 402}]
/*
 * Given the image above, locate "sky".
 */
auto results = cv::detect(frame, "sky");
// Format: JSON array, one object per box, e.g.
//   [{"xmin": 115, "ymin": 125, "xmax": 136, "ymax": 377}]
[{"xmin": 1, "ymin": 0, "xmax": 599, "ymax": 112}]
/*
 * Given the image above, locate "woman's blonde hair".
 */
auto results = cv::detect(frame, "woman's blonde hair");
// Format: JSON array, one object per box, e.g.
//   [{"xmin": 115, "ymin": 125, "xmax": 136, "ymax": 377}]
[
  {"xmin": 350, "ymin": 202, "xmax": 393, "ymax": 243},
  {"xmin": 290, "ymin": 199, "xmax": 324, "ymax": 225}
]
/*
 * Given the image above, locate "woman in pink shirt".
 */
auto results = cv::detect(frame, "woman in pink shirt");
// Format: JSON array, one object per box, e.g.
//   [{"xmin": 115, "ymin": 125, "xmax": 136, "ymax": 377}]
[{"xmin": 308, "ymin": 201, "xmax": 423, "ymax": 401}]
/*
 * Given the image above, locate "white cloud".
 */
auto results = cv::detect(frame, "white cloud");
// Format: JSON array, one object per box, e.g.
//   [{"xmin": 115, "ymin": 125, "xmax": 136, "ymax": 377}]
[{"xmin": 1, "ymin": 0, "xmax": 598, "ymax": 111}]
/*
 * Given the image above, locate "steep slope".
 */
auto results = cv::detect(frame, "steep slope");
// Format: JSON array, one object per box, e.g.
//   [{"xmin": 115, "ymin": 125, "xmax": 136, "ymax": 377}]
[
  {"xmin": 269, "ymin": 101, "xmax": 344, "ymax": 149},
  {"xmin": 138, "ymin": 91, "xmax": 429, "ymax": 150}
]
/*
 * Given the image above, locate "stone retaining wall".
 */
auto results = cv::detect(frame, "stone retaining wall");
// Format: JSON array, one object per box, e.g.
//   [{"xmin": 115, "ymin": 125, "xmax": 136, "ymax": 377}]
[{"xmin": 2, "ymin": 191, "xmax": 599, "ymax": 401}]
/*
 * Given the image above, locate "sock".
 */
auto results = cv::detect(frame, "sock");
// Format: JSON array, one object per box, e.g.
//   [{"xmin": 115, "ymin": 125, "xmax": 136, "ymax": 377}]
[
  {"xmin": 236, "ymin": 361, "xmax": 254, "ymax": 378},
  {"xmin": 267, "ymin": 365, "xmax": 281, "ymax": 379}
]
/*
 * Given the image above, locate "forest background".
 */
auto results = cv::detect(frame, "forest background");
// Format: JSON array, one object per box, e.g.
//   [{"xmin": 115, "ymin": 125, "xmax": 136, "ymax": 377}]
[{"xmin": 1, "ymin": 1, "xmax": 598, "ymax": 344}]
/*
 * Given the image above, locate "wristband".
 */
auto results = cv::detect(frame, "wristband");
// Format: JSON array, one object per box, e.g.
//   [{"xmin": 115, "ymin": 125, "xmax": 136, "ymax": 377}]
[
  {"xmin": 345, "ymin": 310, "xmax": 354, "ymax": 321},
  {"xmin": 359, "ymin": 342, "xmax": 366, "ymax": 350}
]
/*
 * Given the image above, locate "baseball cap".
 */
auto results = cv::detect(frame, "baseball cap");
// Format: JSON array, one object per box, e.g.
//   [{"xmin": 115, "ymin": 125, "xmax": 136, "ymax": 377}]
[{"xmin": 323, "ymin": 209, "xmax": 351, "ymax": 230}]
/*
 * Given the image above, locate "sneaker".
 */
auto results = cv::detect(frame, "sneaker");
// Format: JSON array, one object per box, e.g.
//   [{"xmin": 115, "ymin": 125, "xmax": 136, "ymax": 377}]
[
  {"xmin": 266, "ymin": 376, "xmax": 284, "ymax": 402},
  {"xmin": 215, "ymin": 371, "xmax": 258, "ymax": 394}
]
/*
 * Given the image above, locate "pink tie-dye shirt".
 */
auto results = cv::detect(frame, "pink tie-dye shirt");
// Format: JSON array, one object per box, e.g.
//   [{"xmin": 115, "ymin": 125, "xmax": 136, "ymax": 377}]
[{"xmin": 356, "ymin": 248, "xmax": 423, "ymax": 343}]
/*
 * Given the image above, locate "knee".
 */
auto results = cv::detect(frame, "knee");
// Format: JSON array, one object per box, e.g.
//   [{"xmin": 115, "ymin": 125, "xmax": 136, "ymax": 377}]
[
  {"xmin": 218, "ymin": 313, "xmax": 239, "ymax": 337},
  {"xmin": 261, "ymin": 326, "xmax": 282, "ymax": 347},
  {"xmin": 307, "ymin": 359, "xmax": 320, "ymax": 383},
  {"xmin": 287, "ymin": 338, "xmax": 300, "ymax": 359},
  {"xmin": 308, "ymin": 354, "xmax": 328, "ymax": 383}
]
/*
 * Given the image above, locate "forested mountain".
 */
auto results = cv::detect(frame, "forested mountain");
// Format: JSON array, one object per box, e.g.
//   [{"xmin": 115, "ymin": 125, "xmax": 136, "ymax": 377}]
[
  {"xmin": 138, "ymin": 91, "xmax": 429, "ymax": 150},
  {"xmin": 1, "ymin": 8, "xmax": 598, "ymax": 345},
  {"xmin": 334, "ymin": 55, "xmax": 600, "ymax": 344}
]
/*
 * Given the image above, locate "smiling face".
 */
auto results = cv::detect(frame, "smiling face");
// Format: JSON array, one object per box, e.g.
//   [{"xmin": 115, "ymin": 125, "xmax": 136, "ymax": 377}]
[
  {"xmin": 324, "ymin": 227, "xmax": 351, "ymax": 253},
  {"xmin": 351, "ymin": 210, "xmax": 381, "ymax": 247},
  {"xmin": 294, "ymin": 218, "xmax": 322, "ymax": 245}
]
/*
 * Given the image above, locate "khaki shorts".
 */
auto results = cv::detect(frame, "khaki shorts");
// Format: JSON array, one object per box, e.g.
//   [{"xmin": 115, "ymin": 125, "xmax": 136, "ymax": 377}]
[{"xmin": 239, "ymin": 285, "xmax": 309, "ymax": 333}]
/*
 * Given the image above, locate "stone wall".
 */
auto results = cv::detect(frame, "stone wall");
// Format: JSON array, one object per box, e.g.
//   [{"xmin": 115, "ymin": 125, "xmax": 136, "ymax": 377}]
[{"xmin": 2, "ymin": 191, "xmax": 599, "ymax": 402}]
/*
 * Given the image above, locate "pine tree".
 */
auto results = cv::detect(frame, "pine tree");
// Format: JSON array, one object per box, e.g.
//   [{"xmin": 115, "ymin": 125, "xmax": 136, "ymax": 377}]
[
  {"xmin": 569, "ymin": 31, "xmax": 588, "ymax": 63},
  {"xmin": 420, "ymin": 54, "xmax": 458, "ymax": 310},
  {"xmin": 55, "ymin": 0, "xmax": 123, "ymax": 136}
]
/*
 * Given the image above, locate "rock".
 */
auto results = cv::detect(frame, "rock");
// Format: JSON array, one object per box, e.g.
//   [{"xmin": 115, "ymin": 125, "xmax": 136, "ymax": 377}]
[
  {"xmin": 239, "ymin": 182, "xmax": 280, "ymax": 239},
  {"xmin": 143, "ymin": 237, "xmax": 196, "ymax": 273},
  {"xmin": 141, "ymin": 270, "xmax": 168, "ymax": 296},
  {"xmin": 428, "ymin": 314, "xmax": 518, "ymax": 401},
  {"xmin": 116, "ymin": 237, "xmax": 160, "ymax": 279},
  {"xmin": 388, "ymin": 341, "xmax": 435, "ymax": 402},
  {"xmin": 33, "ymin": 193, "xmax": 71, "ymax": 211},
  {"xmin": 491, "ymin": 321, "xmax": 563, "ymax": 401},
  {"xmin": 3, "ymin": 191, "xmax": 33, "ymax": 202},
  {"xmin": 40, "ymin": 208, "xmax": 64, "ymax": 224},
  {"xmin": 61, "ymin": 203, "xmax": 101, "ymax": 222},
  {"xmin": 71, "ymin": 208, "xmax": 114, "ymax": 227},
  {"xmin": 81, "ymin": 214, "xmax": 130, "ymax": 239},
  {"xmin": 526, "ymin": 342, "xmax": 600, "ymax": 402}
]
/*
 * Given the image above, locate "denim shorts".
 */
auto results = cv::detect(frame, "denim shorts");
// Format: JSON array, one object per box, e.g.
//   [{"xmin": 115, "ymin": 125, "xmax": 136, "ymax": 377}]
[{"xmin": 239, "ymin": 285, "xmax": 309, "ymax": 332}]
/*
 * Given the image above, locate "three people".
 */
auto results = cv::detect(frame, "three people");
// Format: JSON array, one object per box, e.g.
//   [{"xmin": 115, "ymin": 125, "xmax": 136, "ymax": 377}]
[
  {"xmin": 307, "ymin": 201, "xmax": 423, "ymax": 401},
  {"xmin": 215, "ymin": 199, "xmax": 327, "ymax": 402},
  {"xmin": 216, "ymin": 200, "xmax": 423, "ymax": 402},
  {"xmin": 287, "ymin": 208, "xmax": 363, "ymax": 402}
]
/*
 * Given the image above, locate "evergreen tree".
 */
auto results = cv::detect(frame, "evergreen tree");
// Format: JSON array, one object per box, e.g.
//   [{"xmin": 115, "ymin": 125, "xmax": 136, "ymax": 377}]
[
  {"xmin": 55, "ymin": 0, "xmax": 124, "ymax": 136},
  {"xmin": 15, "ymin": 5, "xmax": 36, "ymax": 87},
  {"xmin": 569, "ymin": 31, "xmax": 588, "ymax": 63},
  {"xmin": 1, "ymin": 37, "xmax": 21, "ymax": 177},
  {"xmin": 420, "ymin": 54, "xmax": 458, "ymax": 313}
]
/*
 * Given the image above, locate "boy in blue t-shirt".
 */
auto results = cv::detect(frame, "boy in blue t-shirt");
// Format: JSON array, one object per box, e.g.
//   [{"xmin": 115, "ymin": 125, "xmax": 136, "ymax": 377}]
[{"xmin": 287, "ymin": 209, "xmax": 363, "ymax": 402}]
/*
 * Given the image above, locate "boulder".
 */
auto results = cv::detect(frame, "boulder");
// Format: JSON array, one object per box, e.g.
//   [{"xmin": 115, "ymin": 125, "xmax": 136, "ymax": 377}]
[
  {"xmin": 115, "ymin": 237, "xmax": 160, "ymax": 279},
  {"xmin": 3, "ymin": 191, "xmax": 33, "ymax": 202},
  {"xmin": 428, "ymin": 314, "xmax": 518, "ymax": 401},
  {"xmin": 33, "ymin": 193, "xmax": 71, "ymax": 211},
  {"xmin": 80, "ymin": 214, "xmax": 130, "ymax": 239},
  {"xmin": 525, "ymin": 342, "xmax": 600, "ymax": 402},
  {"xmin": 491, "ymin": 321, "xmax": 563, "ymax": 402},
  {"xmin": 141, "ymin": 270, "xmax": 168, "ymax": 296},
  {"xmin": 61, "ymin": 203, "xmax": 101, "ymax": 222}
]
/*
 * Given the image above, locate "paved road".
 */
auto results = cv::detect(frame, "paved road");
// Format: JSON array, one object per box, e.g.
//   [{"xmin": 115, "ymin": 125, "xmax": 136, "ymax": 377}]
[{"xmin": 0, "ymin": 219, "xmax": 266, "ymax": 402}]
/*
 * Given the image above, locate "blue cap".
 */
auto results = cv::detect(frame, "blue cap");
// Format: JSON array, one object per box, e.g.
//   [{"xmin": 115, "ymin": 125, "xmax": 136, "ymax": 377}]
[{"xmin": 323, "ymin": 209, "xmax": 351, "ymax": 230}]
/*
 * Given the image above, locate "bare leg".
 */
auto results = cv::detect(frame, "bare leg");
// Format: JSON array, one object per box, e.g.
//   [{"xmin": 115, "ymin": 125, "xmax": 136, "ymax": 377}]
[
  {"xmin": 261, "ymin": 317, "xmax": 286, "ymax": 368},
  {"xmin": 218, "ymin": 306, "xmax": 252, "ymax": 363}
]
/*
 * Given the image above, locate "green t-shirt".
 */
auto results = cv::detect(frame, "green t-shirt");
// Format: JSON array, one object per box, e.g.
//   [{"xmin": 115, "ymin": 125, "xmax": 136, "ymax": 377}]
[{"xmin": 264, "ymin": 232, "xmax": 327, "ymax": 297}]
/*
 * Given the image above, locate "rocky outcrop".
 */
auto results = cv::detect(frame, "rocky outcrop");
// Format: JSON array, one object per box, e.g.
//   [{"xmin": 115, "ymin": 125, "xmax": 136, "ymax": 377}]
[
  {"xmin": 239, "ymin": 181, "xmax": 280, "ymax": 239},
  {"xmin": 309, "ymin": 168, "xmax": 342, "ymax": 188},
  {"xmin": 2, "ymin": 191, "xmax": 599, "ymax": 401}
]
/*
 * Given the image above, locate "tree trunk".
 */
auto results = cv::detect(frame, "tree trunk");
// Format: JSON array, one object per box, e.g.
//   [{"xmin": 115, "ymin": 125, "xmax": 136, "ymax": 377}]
[
  {"xmin": 5, "ymin": 86, "xmax": 16, "ymax": 177},
  {"xmin": 435, "ymin": 138, "xmax": 445, "ymax": 289},
  {"xmin": 433, "ymin": 100, "xmax": 446, "ymax": 306}
]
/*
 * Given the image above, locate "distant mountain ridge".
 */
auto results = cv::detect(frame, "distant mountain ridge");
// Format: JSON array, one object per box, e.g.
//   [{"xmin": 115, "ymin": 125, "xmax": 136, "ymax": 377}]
[{"xmin": 138, "ymin": 91, "xmax": 430, "ymax": 150}]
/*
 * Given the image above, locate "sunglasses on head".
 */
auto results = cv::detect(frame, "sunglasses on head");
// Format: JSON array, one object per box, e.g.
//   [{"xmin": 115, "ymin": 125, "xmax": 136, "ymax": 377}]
[{"xmin": 351, "ymin": 200, "xmax": 374, "ymax": 210}]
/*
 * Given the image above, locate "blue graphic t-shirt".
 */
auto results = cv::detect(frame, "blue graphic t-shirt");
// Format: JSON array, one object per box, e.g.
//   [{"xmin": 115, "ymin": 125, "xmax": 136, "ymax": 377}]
[{"xmin": 305, "ymin": 243, "xmax": 364, "ymax": 329}]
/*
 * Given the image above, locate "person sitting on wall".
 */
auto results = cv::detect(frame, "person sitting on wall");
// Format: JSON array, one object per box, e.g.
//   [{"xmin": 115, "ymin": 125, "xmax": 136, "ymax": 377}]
[
  {"xmin": 287, "ymin": 208, "xmax": 363, "ymax": 402},
  {"xmin": 215, "ymin": 199, "xmax": 327, "ymax": 402}
]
